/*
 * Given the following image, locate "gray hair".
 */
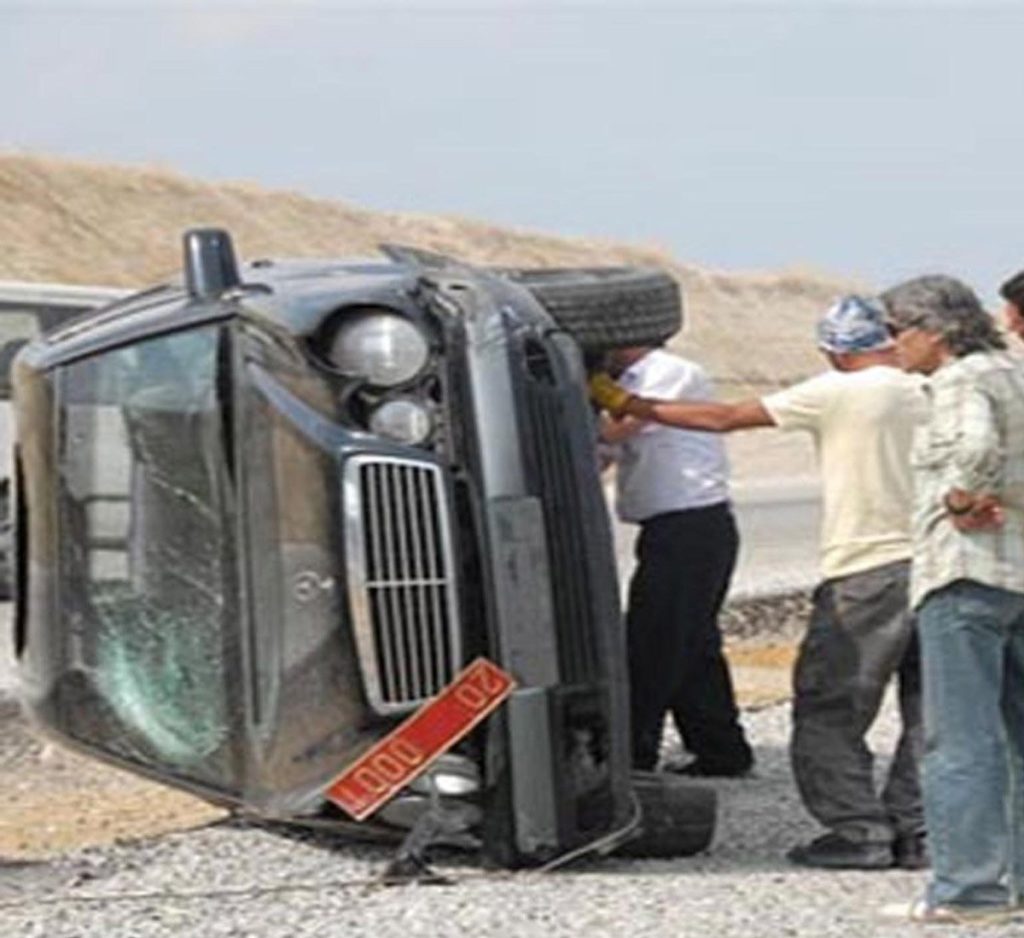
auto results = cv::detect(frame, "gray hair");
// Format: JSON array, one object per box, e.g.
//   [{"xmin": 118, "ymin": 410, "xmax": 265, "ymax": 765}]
[{"xmin": 880, "ymin": 274, "xmax": 1005, "ymax": 357}]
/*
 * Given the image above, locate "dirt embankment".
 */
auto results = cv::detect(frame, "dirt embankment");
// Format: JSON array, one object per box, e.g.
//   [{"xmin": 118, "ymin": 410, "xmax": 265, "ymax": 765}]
[
  {"xmin": 0, "ymin": 153, "xmax": 860, "ymax": 402},
  {"xmin": 1, "ymin": 152, "xmax": 863, "ymax": 480}
]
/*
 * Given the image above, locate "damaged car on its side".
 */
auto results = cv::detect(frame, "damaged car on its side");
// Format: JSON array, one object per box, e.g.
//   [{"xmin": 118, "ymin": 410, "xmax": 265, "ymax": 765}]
[{"xmin": 11, "ymin": 229, "xmax": 714, "ymax": 869}]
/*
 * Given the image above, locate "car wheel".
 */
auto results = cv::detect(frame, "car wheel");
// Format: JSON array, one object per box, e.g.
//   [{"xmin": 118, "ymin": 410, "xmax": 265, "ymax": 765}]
[
  {"xmin": 615, "ymin": 770, "xmax": 717, "ymax": 858},
  {"xmin": 497, "ymin": 267, "xmax": 683, "ymax": 353}
]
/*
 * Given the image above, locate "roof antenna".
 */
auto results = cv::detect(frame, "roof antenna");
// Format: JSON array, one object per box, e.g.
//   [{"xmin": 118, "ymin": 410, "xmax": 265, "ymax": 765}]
[{"xmin": 183, "ymin": 228, "xmax": 241, "ymax": 299}]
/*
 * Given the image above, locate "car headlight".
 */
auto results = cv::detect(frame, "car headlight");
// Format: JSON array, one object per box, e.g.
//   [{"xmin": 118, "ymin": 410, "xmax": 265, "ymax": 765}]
[
  {"xmin": 369, "ymin": 398, "xmax": 433, "ymax": 445},
  {"xmin": 327, "ymin": 308, "xmax": 429, "ymax": 387}
]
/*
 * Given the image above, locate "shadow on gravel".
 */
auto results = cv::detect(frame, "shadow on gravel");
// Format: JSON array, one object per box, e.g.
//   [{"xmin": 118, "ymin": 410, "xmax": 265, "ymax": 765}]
[
  {"xmin": 235, "ymin": 816, "xmax": 400, "ymax": 859},
  {"xmin": 240, "ymin": 816, "xmax": 485, "ymax": 886}
]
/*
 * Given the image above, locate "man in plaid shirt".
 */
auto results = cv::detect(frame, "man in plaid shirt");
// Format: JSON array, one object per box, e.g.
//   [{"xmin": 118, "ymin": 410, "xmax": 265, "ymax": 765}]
[{"xmin": 881, "ymin": 275, "xmax": 1024, "ymax": 925}]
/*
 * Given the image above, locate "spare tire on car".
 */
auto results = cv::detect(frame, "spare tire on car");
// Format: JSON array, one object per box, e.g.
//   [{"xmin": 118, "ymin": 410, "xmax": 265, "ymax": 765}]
[{"xmin": 498, "ymin": 267, "xmax": 683, "ymax": 353}]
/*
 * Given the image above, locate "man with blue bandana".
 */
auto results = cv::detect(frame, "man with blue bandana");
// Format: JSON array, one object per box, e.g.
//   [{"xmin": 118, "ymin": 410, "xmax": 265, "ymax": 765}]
[{"xmin": 591, "ymin": 296, "xmax": 928, "ymax": 870}]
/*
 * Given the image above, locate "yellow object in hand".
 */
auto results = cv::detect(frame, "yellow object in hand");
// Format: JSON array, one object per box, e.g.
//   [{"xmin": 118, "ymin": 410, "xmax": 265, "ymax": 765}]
[{"xmin": 588, "ymin": 372, "xmax": 634, "ymax": 416}]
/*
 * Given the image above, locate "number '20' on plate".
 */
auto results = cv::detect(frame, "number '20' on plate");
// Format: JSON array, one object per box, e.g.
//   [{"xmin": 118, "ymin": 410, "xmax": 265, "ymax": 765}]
[{"xmin": 326, "ymin": 657, "xmax": 516, "ymax": 821}]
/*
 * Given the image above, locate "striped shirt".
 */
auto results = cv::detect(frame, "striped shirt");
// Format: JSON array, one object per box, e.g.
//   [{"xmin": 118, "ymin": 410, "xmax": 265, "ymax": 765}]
[{"xmin": 910, "ymin": 350, "xmax": 1024, "ymax": 608}]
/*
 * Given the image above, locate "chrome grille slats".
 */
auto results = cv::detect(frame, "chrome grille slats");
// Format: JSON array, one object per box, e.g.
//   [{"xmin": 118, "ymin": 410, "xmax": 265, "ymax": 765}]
[
  {"xmin": 415, "ymin": 466, "xmax": 443, "ymax": 688},
  {"xmin": 376, "ymin": 462, "xmax": 405, "ymax": 702},
  {"xmin": 362, "ymin": 466, "xmax": 401, "ymax": 700},
  {"xmin": 344, "ymin": 455, "xmax": 460, "ymax": 714}
]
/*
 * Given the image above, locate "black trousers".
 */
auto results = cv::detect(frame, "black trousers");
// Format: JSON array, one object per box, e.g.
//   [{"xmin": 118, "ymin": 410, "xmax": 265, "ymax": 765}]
[{"xmin": 626, "ymin": 502, "xmax": 752, "ymax": 771}]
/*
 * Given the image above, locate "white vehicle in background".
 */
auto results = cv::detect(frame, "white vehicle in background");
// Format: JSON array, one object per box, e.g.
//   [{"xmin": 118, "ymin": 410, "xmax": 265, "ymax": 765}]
[{"xmin": 0, "ymin": 281, "xmax": 130, "ymax": 597}]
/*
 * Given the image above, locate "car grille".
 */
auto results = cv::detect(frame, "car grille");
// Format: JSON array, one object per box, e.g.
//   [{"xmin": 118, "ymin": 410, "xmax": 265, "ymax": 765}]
[
  {"xmin": 343, "ymin": 455, "xmax": 461, "ymax": 714},
  {"xmin": 520, "ymin": 342, "xmax": 600, "ymax": 684}
]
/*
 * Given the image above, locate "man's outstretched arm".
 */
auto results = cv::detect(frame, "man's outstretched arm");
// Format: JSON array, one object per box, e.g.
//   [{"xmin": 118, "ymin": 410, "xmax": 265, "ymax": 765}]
[
  {"xmin": 627, "ymin": 396, "xmax": 776, "ymax": 432},
  {"xmin": 588, "ymin": 373, "xmax": 775, "ymax": 432}
]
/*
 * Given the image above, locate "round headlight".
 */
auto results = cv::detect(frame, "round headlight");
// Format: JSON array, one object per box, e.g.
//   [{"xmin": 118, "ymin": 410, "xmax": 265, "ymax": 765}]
[
  {"xmin": 368, "ymin": 398, "xmax": 433, "ymax": 445},
  {"xmin": 327, "ymin": 309, "xmax": 429, "ymax": 387}
]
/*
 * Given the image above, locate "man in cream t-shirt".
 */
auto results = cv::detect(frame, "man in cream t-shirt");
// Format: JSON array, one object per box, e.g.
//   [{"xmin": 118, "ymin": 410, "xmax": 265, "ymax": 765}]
[{"xmin": 590, "ymin": 296, "xmax": 927, "ymax": 871}]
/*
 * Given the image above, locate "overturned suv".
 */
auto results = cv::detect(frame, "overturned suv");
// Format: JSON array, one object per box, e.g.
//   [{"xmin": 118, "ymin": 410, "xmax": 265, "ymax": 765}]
[{"xmin": 12, "ymin": 229, "xmax": 712, "ymax": 867}]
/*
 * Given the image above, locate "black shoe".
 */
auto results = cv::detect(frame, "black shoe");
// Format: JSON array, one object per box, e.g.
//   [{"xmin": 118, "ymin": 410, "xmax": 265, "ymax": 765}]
[
  {"xmin": 786, "ymin": 832, "xmax": 892, "ymax": 870},
  {"xmin": 665, "ymin": 759, "xmax": 754, "ymax": 779},
  {"xmin": 892, "ymin": 833, "xmax": 930, "ymax": 870}
]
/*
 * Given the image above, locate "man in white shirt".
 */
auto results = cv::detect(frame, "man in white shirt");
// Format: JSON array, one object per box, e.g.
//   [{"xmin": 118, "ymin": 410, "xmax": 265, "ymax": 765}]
[
  {"xmin": 600, "ymin": 346, "xmax": 754, "ymax": 779},
  {"xmin": 591, "ymin": 296, "xmax": 926, "ymax": 871}
]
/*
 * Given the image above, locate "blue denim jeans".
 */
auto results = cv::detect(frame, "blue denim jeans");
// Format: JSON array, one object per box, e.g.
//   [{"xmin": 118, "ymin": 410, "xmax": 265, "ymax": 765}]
[{"xmin": 917, "ymin": 580, "xmax": 1024, "ymax": 909}]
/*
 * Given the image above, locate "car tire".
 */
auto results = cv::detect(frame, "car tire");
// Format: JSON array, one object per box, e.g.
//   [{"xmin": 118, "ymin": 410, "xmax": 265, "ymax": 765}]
[
  {"xmin": 498, "ymin": 267, "xmax": 683, "ymax": 353},
  {"xmin": 616, "ymin": 770, "xmax": 717, "ymax": 858}
]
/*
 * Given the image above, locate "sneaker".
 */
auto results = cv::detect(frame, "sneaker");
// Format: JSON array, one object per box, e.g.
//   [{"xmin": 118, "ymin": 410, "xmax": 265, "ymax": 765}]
[
  {"xmin": 879, "ymin": 898, "xmax": 1021, "ymax": 925},
  {"xmin": 786, "ymin": 832, "xmax": 892, "ymax": 870},
  {"xmin": 892, "ymin": 833, "xmax": 930, "ymax": 871}
]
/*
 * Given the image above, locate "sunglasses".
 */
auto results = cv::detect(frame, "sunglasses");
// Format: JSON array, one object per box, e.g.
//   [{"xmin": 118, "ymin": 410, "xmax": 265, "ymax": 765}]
[{"xmin": 885, "ymin": 319, "xmax": 926, "ymax": 338}]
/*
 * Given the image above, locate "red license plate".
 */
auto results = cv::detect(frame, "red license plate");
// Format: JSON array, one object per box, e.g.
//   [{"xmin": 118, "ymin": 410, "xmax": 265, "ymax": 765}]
[{"xmin": 326, "ymin": 657, "xmax": 516, "ymax": 821}]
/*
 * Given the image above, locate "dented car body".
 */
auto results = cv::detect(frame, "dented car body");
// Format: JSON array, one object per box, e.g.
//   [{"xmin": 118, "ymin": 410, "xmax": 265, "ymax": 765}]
[{"xmin": 12, "ymin": 230, "xmax": 711, "ymax": 865}]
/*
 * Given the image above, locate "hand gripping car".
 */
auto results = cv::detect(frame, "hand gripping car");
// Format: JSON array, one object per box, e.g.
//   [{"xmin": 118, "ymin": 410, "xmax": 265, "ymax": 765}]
[{"xmin": 11, "ymin": 229, "xmax": 714, "ymax": 870}]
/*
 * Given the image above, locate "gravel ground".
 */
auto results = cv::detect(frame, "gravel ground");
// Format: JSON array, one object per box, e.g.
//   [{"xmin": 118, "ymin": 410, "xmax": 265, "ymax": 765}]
[
  {"xmin": 720, "ymin": 590, "xmax": 811, "ymax": 644},
  {"xmin": 4, "ymin": 590, "xmax": 1022, "ymax": 937},
  {"xmin": 5, "ymin": 690, "xmax": 1022, "ymax": 938}
]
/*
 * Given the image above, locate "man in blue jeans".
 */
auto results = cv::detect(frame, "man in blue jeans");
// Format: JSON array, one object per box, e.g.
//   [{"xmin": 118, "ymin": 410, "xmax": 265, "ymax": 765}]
[{"xmin": 882, "ymin": 275, "xmax": 1024, "ymax": 925}]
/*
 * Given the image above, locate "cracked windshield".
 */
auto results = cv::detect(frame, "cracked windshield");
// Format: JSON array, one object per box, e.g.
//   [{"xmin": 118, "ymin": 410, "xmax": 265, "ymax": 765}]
[{"xmin": 57, "ymin": 327, "xmax": 239, "ymax": 788}]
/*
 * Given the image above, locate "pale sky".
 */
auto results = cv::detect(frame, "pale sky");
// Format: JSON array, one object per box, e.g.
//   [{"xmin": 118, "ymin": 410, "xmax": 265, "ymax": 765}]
[{"xmin": 2, "ymin": 1, "xmax": 1022, "ymax": 299}]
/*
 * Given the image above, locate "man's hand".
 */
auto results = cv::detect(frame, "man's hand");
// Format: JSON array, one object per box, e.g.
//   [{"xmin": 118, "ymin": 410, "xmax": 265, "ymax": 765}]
[{"xmin": 588, "ymin": 372, "xmax": 634, "ymax": 417}]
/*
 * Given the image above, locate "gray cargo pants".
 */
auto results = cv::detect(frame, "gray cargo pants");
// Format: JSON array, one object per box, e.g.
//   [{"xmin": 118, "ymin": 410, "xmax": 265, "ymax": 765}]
[{"xmin": 791, "ymin": 559, "xmax": 924, "ymax": 845}]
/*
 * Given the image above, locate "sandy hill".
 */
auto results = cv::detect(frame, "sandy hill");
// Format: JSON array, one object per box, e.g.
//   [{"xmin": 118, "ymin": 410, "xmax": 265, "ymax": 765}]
[
  {"xmin": 0, "ymin": 154, "xmax": 861, "ymax": 390},
  {"xmin": 0, "ymin": 153, "xmax": 862, "ymax": 477}
]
